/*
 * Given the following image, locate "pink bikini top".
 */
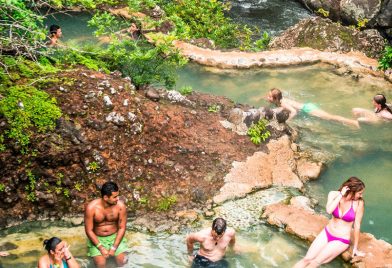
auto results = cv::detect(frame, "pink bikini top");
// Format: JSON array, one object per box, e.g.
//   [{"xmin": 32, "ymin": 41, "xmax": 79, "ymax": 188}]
[{"xmin": 332, "ymin": 201, "xmax": 356, "ymax": 222}]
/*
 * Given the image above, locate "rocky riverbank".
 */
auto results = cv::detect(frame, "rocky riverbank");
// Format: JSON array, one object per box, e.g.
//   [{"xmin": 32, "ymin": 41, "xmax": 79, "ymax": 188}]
[{"xmin": 0, "ymin": 67, "xmax": 294, "ymax": 228}]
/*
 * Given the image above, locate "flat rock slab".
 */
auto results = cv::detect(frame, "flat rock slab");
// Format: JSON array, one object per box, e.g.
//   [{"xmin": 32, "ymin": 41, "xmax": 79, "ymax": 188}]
[
  {"xmin": 262, "ymin": 202, "xmax": 392, "ymax": 267},
  {"xmin": 213, "ymin": 135, "xmax": 305, "ymax": 204}
]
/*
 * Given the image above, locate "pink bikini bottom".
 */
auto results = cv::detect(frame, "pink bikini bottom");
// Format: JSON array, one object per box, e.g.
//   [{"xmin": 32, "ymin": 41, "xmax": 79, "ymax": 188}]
[{"xmin": 324, "ymin": 227, "xmax": 350, "ymax": 245}]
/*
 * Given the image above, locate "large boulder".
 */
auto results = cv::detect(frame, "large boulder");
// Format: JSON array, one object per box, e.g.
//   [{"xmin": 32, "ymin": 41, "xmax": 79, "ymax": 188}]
[
  {"xmin": 270, "ymin": 17, "xmax": 386, "ymax": 58},
  {"xmin": 297, "ymin": 0, "xmax": 392, "ymax": 40}
]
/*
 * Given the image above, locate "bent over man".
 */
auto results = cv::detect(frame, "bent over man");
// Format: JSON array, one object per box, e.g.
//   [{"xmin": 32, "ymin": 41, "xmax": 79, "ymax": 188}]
[{"xmin": 186, "ymin": 217, "xmax": 236, "ymax": 268}]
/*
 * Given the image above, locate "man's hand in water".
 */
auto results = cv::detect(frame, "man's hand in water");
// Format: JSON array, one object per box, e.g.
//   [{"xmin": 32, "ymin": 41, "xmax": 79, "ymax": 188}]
[
  {"xmin": 188, "ymin": 254, "xmax": 195, "ymax": 262},
  {"xmin": 0, "ymin": 251, "xmax": 9, "ymax": 257},
  {"xmin": 108, "ymin": 247, "xmax": 116, "ymax": 257},
  {"xmin": 99, "ymin": 246, "xmax": 109, "ymax": 258}
]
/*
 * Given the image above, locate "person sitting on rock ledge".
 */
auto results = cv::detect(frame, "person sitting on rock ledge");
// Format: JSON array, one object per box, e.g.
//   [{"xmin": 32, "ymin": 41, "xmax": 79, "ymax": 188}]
[
  {"xmin": 38, "ymin": 237, "xmax": 80, "ymax": 268},
  {"xmin": 294, "ymin": 177, "xmax": 366, "ymax": 268},
  {"xmin": 264, "ymin": 88, "xmax": 359, "ymax": 128},
  {"xmin": 84, "ymin": 181, "xmax": 128, "ymax": 268},
  {"xmin": 186, "ymin": 217, "xmax": 236, "ymax": 268},
  {"xmin": 352, "ymin": 93, "xmax": 392, "ymax": 123}
]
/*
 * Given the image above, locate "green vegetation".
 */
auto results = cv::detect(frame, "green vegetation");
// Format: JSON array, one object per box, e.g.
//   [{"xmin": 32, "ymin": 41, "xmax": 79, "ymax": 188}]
[
  {"xmin": 87, "ymin": 161, "xmax": 100, "ymax": 173},
  {"xmin": 357, "ymin": 18, "xmax": 369, "ymax": 30},
  {"xmin": 0, "ymin": 183, "xmax": 5, "ymax": 192},
  {"xmin": 247, "ymin": 119, "xmax": 271, "ymax": 145},
  {"xmin": 316, "ymin": 8, "xmax": 329, "ymax": 18},
  {"xmin": 378, "ymin": 45, "xmax": 392, "ymax": 70},
  {"xmin": 0, "ymin": 85, "xmax": 62, "ymax": 152},
  {"xmin": 208, "ymin": 104, "xmax": 220, "ymax": 113},
  {"xmin": 156, "ymin": 195, "xmax": 177, "ymax": 211},
  {"xmin": 128, "ymin": 0, "xmax": 269, "ymax": 50},
  {"xmin": 178, "ymin": 86, "xmax": 193, "ymax": 96},
  {"xmin": 25, "ymin": 170, "xmax": 37, "ymax": 202}
]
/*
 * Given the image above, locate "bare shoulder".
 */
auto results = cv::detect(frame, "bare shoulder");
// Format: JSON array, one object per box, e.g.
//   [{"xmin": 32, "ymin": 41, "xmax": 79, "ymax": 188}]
[
  {"xmin": 226, "ymin": 227, "xmax": 235, "ymax": 237},
  {"xmin": 85, "ymin": 199, "xmax": 100, "ymax": 211},
  {"xmin": 117, "ymin": 200, "xmax": 126, "ymax": 209},
  {"xmin": 38, "ymin": 254, "xmax": 49, "ymax": 267}
]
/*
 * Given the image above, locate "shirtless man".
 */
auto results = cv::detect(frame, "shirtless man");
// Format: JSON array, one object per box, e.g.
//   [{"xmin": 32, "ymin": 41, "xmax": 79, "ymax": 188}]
[
  {"xmin": 48, "ymin": 25, "xmax": 62, "ymax": 47},
  {"xmin": 186, "ymin": 218, "xmax": 236, "ymax": 268},
  {"xmin": 84, "ymin": 181, "xmax": 128, "ymax": 268}
]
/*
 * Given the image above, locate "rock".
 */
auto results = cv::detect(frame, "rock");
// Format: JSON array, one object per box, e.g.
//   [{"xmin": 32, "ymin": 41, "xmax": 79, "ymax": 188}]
[
  {"xmin": 0, "ymin": 242, "xmax": 18, "ymax": 251},
  {"xmin": 105, "ymin": 112, "xmax": 125, "ymax": 126},
  {"xmin": 274, "ymin": 107, "xmax": 290, "ymax": 123},
  {"xmin": 214, "ymin": 135, "xmax": 303, "ymax": 204},
  {"xmin": 204, "ymin": 210, "xmax": 215, "ymax": 218},
  {"xmin": 191, "ymin": 188, "xmax": 207, "ymax": 203},
  {"xmin": 123, "ymin": 99, "xmax": 129, "ymax": 106},
  {"xmin": 243, "ymin": 109, "xmax": 261, "ymax": 127},
  {"xmin": 103, "ymin": 95, "xmax": 113, "ymax": 108},
  {"xmin": 228, "ymin": 108, "xmax": 244, "ymax": 125},
  {"xmin": 110, "ymin": 87, "xmax": 117, "ymax": 94},
  {"xmin": 296, "ymin": 159, "xmax": 324, "ymax": 182},
  {"xmin": 145, "ymin": 88, "xmax": 160, "ymax": 102},
  {"xmin": 189, "ymin": 38, "xmax": 215, "ymax": 49},
  {"xmin": 270, "ymin": 17, "xmax": 386, "ymax": 58},
  {"xmin": 127, "ymin": 112, "xmax": 137, "ymax": 122},
  {"xmin": 290, "ymin": 196, "xmax": 314, "ymax": 212},
  {"xmin": 176, "ymin": 210, "xmax": 198, "ymax": 223}
]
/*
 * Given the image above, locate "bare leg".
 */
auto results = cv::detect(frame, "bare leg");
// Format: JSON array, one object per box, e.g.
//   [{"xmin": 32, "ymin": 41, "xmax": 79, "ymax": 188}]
[
  {"xmin": 293, "ymin": 229, "xmax": 329, "ymax": 268},
  {"xmin": 115, "ymin": 253, "xmax": 127, "ymax": 267},
  {"xmin": 310, "ymin": 109, "xmax": 359, "ymax": 128},
  {"xmin": 307, "ymin": 240, "xmax": 349, "ymax": 268},
  {"xmin": 93, "ymin": 256, "xmax": 106, "ymax": 268}
]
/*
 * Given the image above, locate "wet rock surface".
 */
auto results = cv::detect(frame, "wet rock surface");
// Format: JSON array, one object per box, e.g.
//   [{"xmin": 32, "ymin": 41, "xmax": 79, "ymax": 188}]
[{"xmin": 213, "ymin": 135, "xmax": 323, "ymax": 204}]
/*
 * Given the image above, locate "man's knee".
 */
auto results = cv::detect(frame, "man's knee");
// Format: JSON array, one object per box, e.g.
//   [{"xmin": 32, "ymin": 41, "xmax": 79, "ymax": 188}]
[
  {"xmin": 115, "ymin": 253, "xmax": 127, "ymax": 266},
  {"xmin": 93, "ymin": 256, "xmax": 106, "ymax": 268}
]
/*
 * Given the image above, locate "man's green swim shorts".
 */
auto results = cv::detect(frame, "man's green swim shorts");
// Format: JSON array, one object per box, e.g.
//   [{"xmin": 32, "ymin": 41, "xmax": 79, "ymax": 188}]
[
  {"xmin": 301, "ymin": 103, "xmax": 318, "ymax": 114},
  {"xmin": 87, "ymin": 233, "xmax": 128, "ymax": 257}
]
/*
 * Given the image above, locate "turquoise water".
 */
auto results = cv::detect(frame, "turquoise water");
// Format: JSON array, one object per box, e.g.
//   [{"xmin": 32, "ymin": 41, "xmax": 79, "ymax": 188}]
[
  {"xmin": 176, "ymin": 63, "xmax": 392, "ymax": 242},
  {"xmin": 0, "ymin": 222, "xmax": 344, "ymax": 268}
]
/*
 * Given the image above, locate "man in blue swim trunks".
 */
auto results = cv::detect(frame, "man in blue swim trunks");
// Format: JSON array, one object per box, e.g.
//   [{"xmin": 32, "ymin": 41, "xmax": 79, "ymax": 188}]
[{"xmin": 186, "ymin": 218, "xmax": 236, "ymax": 268}]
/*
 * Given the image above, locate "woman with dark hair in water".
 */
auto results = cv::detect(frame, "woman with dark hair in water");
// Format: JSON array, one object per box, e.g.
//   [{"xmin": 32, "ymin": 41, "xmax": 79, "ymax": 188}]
[
  {"xmin": 38, "ymin": 237, "xmax": 79, "ymax": 268},
  {"xmin": 294, "ymin": 177, "xmax": 365, "ymax": 268},
  {"xmin": 353, "ymin": 94, "xmax": 392, "ymax": 122}
]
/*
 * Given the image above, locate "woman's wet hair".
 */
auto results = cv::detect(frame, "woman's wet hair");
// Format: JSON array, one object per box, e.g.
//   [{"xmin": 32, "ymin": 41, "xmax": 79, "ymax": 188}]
[
  {"xmin": 374, "ymin": 94, "xmax": 392, "ymax": 114},
  {"xmin": 49, "ymin": 25, "xmax": 60, "ymax": 36},
  {"xmin": 338, "ymin": 177, "xmax": 365, "ymax": 200},
  {"xmin": 270, "ymin": 88, "xmax": 282, "ymax": 103},
  {"xmin": 43, "ymin": 237, "xmax": 62, "ymax": 253},
  {"xmin": 101, "ymin": 181, "xmax": 119, "ymax": 197},
  {"xmin": 212, "ymin": 218, "xmax": 227, "ymax": 235}
]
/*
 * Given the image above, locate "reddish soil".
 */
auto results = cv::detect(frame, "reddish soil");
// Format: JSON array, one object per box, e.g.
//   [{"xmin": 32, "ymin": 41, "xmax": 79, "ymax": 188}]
[{"xmin": 0, "ymin": 68, "xmax": 261, "ymax": 226}]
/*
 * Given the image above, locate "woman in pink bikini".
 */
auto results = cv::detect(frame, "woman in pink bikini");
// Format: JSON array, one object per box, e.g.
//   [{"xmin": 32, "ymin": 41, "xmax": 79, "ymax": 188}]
[{"xmin": 294, "ymin": 177, "xmax": 365, "ymax": 268}]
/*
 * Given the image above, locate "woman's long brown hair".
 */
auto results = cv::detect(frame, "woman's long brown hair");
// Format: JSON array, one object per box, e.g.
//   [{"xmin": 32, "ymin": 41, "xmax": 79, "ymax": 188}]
[{"xmin": 338, "ymin": 176, "xmax": 365, "ymax": 200}]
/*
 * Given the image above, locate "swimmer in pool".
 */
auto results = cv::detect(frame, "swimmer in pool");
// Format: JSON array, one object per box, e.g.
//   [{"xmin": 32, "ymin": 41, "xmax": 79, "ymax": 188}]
[
  {"xmin": 352, "ymin": 94, "xmax": 392, "ymax": 123},
  {"xmin": 265, "ymin": 88, "xmax": 359, "ymax": 128},
  {"xmin": 294, "ymin": 177, "xmax": 366, "ymax": 268}
]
